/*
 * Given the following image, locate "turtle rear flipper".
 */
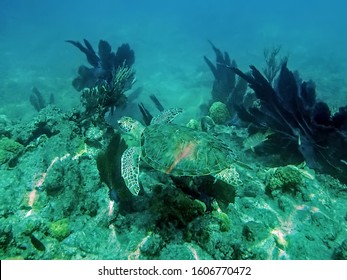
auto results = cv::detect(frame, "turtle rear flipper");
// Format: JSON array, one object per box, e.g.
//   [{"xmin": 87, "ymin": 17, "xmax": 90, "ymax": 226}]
[
  {"xmin": 213, "ymin": 166, "xmax": 242, "ymax": 186},
  {"xmin": 150, "ymin": 108, "xmax": 183, "ymax": 125},
  {"xmin": 121, "ymin": 147, "xmax": 141, "ymax": 195}
]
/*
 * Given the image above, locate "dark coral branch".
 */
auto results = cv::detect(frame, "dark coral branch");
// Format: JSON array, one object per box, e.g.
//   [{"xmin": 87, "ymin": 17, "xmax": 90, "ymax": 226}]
[
  {"xmin": 204, "ymin": 42, "xmax": 245, "ymax": 117},
  {"xmin": 149, "ymin": 94, "xmax": 165, "ymax": 112},
  {"xmin": 67, "ymin": 39, "xmax": 136, "ymax": 121},
  {"xmin": 263, "ymin": 46, "xmax": 287, "ymax": 84},
  {"xmin": 29, "ymin": 87, "xmax": 54, "ymax": 112},
  {"xmin": 29, "ymin": 87, "xmax": 46, "ymax": 111},
  {"xmin": 80, "ymin": 63, "xmax": 135, "ymax": 118},
  {"xmin": 138, "ymin": 103, "xmax": 153, "ymax": 126},
  {"xmin": 67, "ymin": 39, "xmax": 135, "ymax": 92},
  {"xmin": 66, "ymin": 39, "xmax": 100, "ymax": 67},
  {"xmin": 232, "ymin": 63, "xmax": 347, "ymax": 181}
]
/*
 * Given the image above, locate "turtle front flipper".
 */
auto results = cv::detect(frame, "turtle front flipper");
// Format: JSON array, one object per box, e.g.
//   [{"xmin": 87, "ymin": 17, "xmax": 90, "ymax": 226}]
[
  {"xmin": 121, "ymin": 147, "xmax": 141, "ymax": 195},
  {"xmin": 213, "ymin": 166, "xmax": 242, "ymax": 186},
  {"xmin": 150, "ymin": 108, "xmax": 183, "ymax": 125}
]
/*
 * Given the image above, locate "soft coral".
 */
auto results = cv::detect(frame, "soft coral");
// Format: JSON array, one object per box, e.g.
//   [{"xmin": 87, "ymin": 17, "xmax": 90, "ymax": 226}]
[{"xmin": 232, "ymin": 62, "xmax": 347, "ymax": 181}]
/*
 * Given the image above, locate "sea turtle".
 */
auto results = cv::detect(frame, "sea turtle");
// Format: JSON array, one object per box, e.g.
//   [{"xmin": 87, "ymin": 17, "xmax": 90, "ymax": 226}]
[{"xmin": 118, "ymin": 108, "xmax": 242, "ymax": 195}]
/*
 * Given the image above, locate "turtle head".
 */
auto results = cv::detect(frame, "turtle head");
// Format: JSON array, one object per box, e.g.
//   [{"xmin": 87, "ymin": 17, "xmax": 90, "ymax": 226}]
[{"xmin": 118, "ymin": 117, "xmax": 145, "ymax": 141}]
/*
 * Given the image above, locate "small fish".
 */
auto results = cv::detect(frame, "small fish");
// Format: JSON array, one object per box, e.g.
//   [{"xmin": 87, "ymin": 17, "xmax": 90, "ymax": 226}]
[
  {"xmin": 243, "ymin": 128, "xmax": 273, "ymax": 152},
  {"xmin": 30, "ymin": 233, "xmax": 46, "ymax": 251}
]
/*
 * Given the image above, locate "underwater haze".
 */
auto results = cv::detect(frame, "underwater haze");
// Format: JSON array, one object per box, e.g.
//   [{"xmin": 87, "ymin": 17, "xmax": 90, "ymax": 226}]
[
  {"xmin": 1, "ymin": 0, "xmax": 347, "ymax": 119},
  {"xmin": 1, "ymin": 0, "xmax": 347, "ymax": 260}
]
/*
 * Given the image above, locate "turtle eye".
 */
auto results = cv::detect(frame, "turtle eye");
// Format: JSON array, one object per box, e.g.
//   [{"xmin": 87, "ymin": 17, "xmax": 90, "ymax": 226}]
[{"xmin": 118, "ymin": 121, "xmax": 127, "ymax": 132}]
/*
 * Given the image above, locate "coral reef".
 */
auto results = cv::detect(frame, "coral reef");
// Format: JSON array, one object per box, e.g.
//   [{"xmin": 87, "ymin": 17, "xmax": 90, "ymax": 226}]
[
  {"xmin": 80, "ymin": 64, "xmax": 135, "ymax": 119},
  {"xmin": 11, "ymin": 106, "xmax": 65, "ymax": 145},
  {"xmin": 138, "ymin": 94, "xmax": 165, "ymax": 126},
  {"xmin": 96, "ymin": 132, "xmax": 134, "ymax": 207},
  {"xmin": 204, "ymin": 40, "xmax": 236, "ymax": 104},
  {"xmin": 262, "ymin": 45, "xmax": 287, "ymax": 84},
  {"xmin": 232, "ymin": 62, "xmax": 347, "ymax": 182},
  {"xmin": 264, "ymin": 165, "xmax": 305, "ymax": 196},
  {"xmin": 208, "ymin": 101, "xmax": 230, "ymax": 124},
  {"xmin": 0, "ymin": 106, "xmax": 125, "ymax": 259},
  {"xmin": 49, "ymin": 218, "xmax": 70, "ymax": 241},
  {"xmin": 66, "ymin": 39, "xmax": 135, "ymax": 91},
  {"xmin": 204, "ymin": 41, "xmax": 247, "ymax": 117},
  {"xmin": 0, "ymin": 137, "xmax": 23, "ymax": 166},
  {"xmin": 149, "ymin": 187, "xmax": 207, "ymax": 229},
  {"xmin": 0, "ymin": 115, "xmax": 12, "ymax": 137},
  {"xmin": 2, "ymin": 39, "xmax": 347, "ymax": 262},
  {"xmin": 67, "ymin": 39, "xmax": 136, "ymax": 121},
  {"xmin": 333, "ymin": 238, "xmax": 347, "ymax": 260},
  {"xmin": 0, "ymin": 104, "xmax": 346, "ymax": 260},
  {"xmin": 186, "ymin": 118, "xmax": 201, "ymax": 130},
  {"xmin": 29, "ymin": 87, "xmax": 54, "ymax": 112}
]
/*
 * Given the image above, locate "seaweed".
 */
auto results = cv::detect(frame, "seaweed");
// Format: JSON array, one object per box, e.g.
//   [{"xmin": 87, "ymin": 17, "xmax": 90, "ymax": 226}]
[{"xmin": 232, "ymin": 62, "xmax": 347, "ymax": 181}]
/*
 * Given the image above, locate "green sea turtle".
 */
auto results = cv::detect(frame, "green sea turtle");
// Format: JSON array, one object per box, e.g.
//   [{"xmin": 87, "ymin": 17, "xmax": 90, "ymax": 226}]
[{"xmin": 118, "ymin": 108, "xmax": 242, "ymax": 195}]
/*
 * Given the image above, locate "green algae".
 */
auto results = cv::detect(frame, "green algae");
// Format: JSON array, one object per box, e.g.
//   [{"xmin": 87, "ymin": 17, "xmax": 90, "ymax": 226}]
[{"xmin": 49, "ymin": 218, "xmax": 70, "ymax": 241}]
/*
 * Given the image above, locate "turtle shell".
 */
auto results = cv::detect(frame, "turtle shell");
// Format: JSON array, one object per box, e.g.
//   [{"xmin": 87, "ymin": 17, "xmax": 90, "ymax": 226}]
[{"xmin": 140, "ymin": 123, "xmax": 236, "ymax": 176}]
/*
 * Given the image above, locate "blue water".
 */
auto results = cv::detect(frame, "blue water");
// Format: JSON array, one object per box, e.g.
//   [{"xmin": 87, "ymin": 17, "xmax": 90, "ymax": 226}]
[{"xmin": 1, "ymin": 0, "xmax": 347, "ymax": 119}]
